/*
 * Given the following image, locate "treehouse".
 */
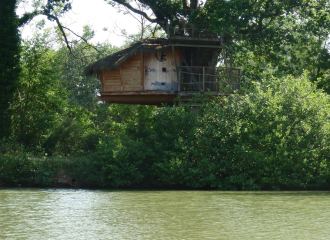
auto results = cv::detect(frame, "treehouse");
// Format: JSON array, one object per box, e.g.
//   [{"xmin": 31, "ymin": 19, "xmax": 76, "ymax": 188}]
[{"xmin": 84, "ymin": 29, "xmax": 241, "ymax": 105}]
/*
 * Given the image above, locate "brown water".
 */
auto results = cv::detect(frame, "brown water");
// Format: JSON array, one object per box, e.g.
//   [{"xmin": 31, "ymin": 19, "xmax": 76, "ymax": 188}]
[{"xmin": 0, "ymin": 189, "xmax": 329, "ymax": 239}]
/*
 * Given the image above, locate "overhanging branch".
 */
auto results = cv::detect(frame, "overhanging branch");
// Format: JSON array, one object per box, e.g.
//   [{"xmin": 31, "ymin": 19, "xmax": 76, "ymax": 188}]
[
  {"xmin": 19, "ymin": 9, "xmax": 96, "ymax": 58},
  {"xmin": 111, "ymin": 0, "xmax": 158, "ymax": 24},
  {"xmin": 42, "ymin": 12, "xmax": 78, "ymax": 58},
  {"xmin": 62, "ymin": 26, "xmax": 99, "ymax": 53}
]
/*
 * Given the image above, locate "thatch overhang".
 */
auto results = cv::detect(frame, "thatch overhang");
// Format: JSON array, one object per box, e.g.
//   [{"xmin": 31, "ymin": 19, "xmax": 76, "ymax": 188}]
[{"xmin": 84, "ymin": 38, "xmax": 170, "ymax": 77}]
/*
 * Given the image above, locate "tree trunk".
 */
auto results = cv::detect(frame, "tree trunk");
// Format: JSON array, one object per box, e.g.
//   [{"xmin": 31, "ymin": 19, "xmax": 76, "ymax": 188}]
[{"xmin": 0, "ymin": 0, "xmax": 20, "ymax": 139}]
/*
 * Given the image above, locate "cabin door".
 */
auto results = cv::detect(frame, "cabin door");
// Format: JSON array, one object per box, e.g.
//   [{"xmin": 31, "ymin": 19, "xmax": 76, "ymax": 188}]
[{"xmin": 144, "ymin": 51, "xmax": 179, "ymax": 91}]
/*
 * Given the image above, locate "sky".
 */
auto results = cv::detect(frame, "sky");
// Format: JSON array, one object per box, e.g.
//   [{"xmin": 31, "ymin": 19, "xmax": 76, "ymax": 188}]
[{"xmin": 17, "ymin": 0, "xmax": 145, "ymax": 47}]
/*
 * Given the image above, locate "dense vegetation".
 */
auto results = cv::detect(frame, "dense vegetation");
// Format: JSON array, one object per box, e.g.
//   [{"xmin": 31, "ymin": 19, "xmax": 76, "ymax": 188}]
[{"xmin": 1, "ymin": 0, "xmax": 330, "ymax": 190}]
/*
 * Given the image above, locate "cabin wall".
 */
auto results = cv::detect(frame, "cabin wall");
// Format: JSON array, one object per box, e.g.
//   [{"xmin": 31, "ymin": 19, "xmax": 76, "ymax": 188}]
[
  {"xmin": 99, "ymin": 50, "xmax": 180, "ymax": 93},
  {"xmin": 101, "ymin": 69, "xmax": 121, "ymax": 92},
  {"xmin": 100, "ymin": 54, "xmax": 142, "ymax": 92},
  {"xmin": 144, "ymin": 50, "xmax": 180, "ymax": 91},
  {"xmin": 121, "ymin": 54, "xmax": 142, "ymax": 91}
]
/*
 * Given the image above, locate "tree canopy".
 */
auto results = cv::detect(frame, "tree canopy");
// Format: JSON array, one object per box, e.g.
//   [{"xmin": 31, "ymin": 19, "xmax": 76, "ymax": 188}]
[{"xmin": 106, "ymin": 0, "xmax": 330, "ymax": 40}]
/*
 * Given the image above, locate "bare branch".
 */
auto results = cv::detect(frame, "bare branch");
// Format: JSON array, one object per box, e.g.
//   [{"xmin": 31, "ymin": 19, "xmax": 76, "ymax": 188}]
[
  {"xmin": 152, "ymin": 24, "xmax": 159, "ymax": 37},
  {"xmin": 124, "ymin": 6, "xmax": 143, "ymax": 24},
  {"xmin": 19, "ymin": 9, "xmax": 97, "ymax": 58},
  {"xmin": 111, "ymin": 0, "xmax": 158, "ymax": 24},
  {"xmin": 62, "ymin": 26, "xmax": 99, "ymax": 52},
  {"xmin": 42, "ymin": 12, "xmax": 78, "ymax": 58}
]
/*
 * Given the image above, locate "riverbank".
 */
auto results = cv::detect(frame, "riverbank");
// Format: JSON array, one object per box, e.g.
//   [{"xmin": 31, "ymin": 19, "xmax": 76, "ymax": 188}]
[
  {"xmin": 2, "ymin": 152, "xmax": 330, "ymax": 191},
  {"xmin": 0, "ymin": 153, "xmax": 97, "ymax": 188}
]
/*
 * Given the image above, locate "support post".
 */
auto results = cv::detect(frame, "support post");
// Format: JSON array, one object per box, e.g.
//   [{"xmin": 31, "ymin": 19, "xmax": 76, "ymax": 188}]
[
  {"xmin": 238, "ymin": 68, "xmax": 241, "ymax": 91},
  {"xmin": 178, "ymin": 67, "xmax": 181, "ymax": 92},
  {"xmin": 203, "ymin": 67, "xmax": 205, "ymax": 91},
  {"xmin": 172, "ymin": 46, "xmax": 179, "ymax": 91},
  {"xmin": 230, "ymin": 47, "xmax": 233, "ymax": 89},
  {"xmin": 223, "ymin": 49, "xmax": 230, "ymax": 85}
]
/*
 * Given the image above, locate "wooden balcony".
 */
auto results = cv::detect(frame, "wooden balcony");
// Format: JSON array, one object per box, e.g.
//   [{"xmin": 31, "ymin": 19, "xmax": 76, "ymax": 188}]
[{"xmin": 98, "ymin": 66, "xmax": 240, "ymax": 105}]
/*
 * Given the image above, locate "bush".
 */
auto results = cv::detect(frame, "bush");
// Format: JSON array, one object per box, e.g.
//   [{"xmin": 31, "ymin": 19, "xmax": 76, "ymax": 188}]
[
  {"xmin": 0, "ymin": 145, "xmax": 67, "ymax": 187},
  {"xmin": 94, "ymin": 73, "xmax": 330, "ymax": 190},
  {"xmin": 164, "ymin": 73, "xmax": 330, "ymax": 190},
  {"xmin": 0, "ymin": 152, "xmax": 31, "ymax": 185}
]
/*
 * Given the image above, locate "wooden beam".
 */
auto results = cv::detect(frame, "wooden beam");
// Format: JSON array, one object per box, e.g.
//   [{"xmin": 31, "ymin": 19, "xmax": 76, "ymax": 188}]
[
  {"xmin": 170, "ymin": 36, "xmax": 223, "ymax": 42},
  {"xmin": 141, "ymin": 52, "xmax": 144, "ymax": 91},
  {"xmin": 101, "ymin": 91, "xmax": 176, "ymax": 95},
  {"xmin": 172, "ymin": 45, "xmax": 179, "ymax": 84},
  {"xmin": 223, "ymin": 49, "xmax": 230, "ymax": 82},
  {"xmin": 98, "ymin": 94, "xmax": 177, "ymax": 105},
  {"xmin": 171, "ymin": 44, "xmax": 224, "ymax": 48}
]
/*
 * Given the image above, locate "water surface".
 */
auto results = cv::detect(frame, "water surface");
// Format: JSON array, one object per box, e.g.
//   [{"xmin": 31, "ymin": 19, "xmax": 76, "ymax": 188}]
[{"xmin": 0, "ymin": 188, "xmax": 329, "ymax": 239}]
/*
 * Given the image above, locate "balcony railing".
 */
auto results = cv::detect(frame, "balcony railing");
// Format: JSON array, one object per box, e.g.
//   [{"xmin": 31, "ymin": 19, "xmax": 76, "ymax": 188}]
[
  {"xmin": 178, "ymin": 66, "xmax": 240, "ymax": 93},
  {"xmin": 167, "ymin": 22, "xmax": 223, "ymax": 41}
]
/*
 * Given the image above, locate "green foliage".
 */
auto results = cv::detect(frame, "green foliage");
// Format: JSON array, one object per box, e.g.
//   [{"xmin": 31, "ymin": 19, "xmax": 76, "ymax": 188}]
[
  {"xmin": 0, "ymin": 152, "xmax": 31, "ymax": 185},
  {"xmin": 93, "ymin": 73, "xmax": 330, "ymax": 190},
  {"xmin": 7, "ymin": 28, "xmax": 120, "ymax": 156},
  {"xmin": 95, "ymin": 105, "xmax": 157, "ymax": 187},
  {"xmin": 11, "ymin": 32, "xmax": 66, "ymax": 148},
  {"xmin": 0, "ymin": 152, "xmax": 56, "ymax": 186},
  {"xmin": 42, "ymin": 107, "xmax": 101, "ymax": 156},
  {"xmin": 53, "ymin": 40, "xmax": 119, "ymax": 110},
  {"xmin": 229, "ymin": 2, "xmax": 330, "ymax": 92}
]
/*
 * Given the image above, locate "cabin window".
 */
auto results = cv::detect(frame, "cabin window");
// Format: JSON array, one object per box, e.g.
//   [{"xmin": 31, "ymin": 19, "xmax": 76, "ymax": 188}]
[{"xmin": 162, "ymin": 67, "xmax": 167, "ymax": 72}]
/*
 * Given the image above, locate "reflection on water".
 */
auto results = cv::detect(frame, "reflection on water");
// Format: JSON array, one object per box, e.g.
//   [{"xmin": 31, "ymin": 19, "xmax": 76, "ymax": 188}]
[{"xmin": 0, "ymin": 189, "xmax": 330, "ymax": 239}]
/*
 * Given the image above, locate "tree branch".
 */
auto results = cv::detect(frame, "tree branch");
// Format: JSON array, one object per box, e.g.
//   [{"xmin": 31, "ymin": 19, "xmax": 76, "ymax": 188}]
[
  {"xmin": 111, "ymin": 0, "xmax": 159, "ymax": 24},
  {"xmin": 124, "ymin": 6, "xmax": 143, "ymax": 24},
  {"xmin": 19, "ymin": 9, "xmax": 98, "ymax": 58},
  {"xmin": 62, "ymin": 26, "xmax": 99, "ymax": 53},
  {"xmin": 42, "ymin": 12, "xmax": 78, "ymax": 58},
  {"xmin": 239, "ymin": 7, "xmax": 282, "ymax": 35}
]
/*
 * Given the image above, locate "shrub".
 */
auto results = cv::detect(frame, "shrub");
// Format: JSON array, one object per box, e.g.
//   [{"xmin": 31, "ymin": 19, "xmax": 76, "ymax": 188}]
[{"xmin": 93, "ymin": 72, "xmax": 330, "ymax": 190}]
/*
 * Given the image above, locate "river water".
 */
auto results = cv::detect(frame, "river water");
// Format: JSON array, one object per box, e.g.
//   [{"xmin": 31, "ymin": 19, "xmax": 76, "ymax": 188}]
[{"xmin": 0, "ymin": 189, "xmax": 329, "ymax": 239}]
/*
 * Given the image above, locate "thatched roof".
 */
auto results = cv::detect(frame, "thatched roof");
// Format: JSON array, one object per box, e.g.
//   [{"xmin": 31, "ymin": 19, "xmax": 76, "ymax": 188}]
[{"xmin": 84, "ymin": 38, "xmax": 170, "ymax": 76}]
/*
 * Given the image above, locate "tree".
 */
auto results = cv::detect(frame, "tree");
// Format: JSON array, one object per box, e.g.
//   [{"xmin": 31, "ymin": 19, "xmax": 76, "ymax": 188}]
[
  {"xmin": 53, "ymin": 28, "xmax": 120, "ymax": 111},
  {"xmin": 105, "ymin": 0, "xmax": 330, "ymax": 88},
  {"xmin": 110, "ymin": 2, "xmax": 164, "ymax": 45},
  {"xmin": 228, "ymin": 1, "xmax": 330, "ymax": 89},
  {"xmin": 0, "ymin": 0, "xmax": 73, "ymax": 139},
  {"xmin": 0, "ymin": 0, "xmax": 21, "ymax": 139},
  {"xmin": 11, "ymin": 31, "xmax": 67, "ymax": 148},
  {"xmin": 105, "ymin": 1, "xmax": 323, "ymax": 40}
]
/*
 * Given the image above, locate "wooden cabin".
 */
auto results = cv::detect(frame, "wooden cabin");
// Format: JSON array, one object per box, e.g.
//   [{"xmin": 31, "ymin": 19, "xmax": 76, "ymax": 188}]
[{"xmin": 84, "ymin": 37, "xmax": 241, "ymax": 105}]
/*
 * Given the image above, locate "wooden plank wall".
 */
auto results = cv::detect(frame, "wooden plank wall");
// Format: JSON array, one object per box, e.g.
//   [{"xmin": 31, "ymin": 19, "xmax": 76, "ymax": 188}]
[
  {"xmin": 144, "ymin": 50, "xmax": 180, "ymax": 91},
  {"xmin": 102, "ymin": 70, "xmax": 121, "ymax": 92},
  {"xmin": 120, "ymin": 55, "xmax": 142, "ymax": 91},
  {"xmin": 100, "ymin": 54, "xmax": 142, "ymax": 92},
  {"xmin": 99, "ymin": 51, "xmax": 181, "ymax": 93}
]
